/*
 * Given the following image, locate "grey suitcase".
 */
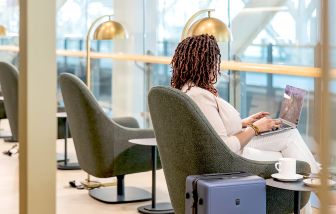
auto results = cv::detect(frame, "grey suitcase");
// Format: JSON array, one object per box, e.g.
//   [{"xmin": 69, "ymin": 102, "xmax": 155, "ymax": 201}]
[{"xmin": 185, "ymin": 172, "xmax": 266, "ymax": 214}]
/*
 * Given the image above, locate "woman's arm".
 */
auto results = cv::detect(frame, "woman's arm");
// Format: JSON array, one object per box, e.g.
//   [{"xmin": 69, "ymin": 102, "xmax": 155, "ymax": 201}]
[
  {"xmin": 234, "ymin": 127, "xmax": 256, "ymax": 148},
  {"xmin": 236, "ymin": 117, "xmax": 282, "ymax": 148}
]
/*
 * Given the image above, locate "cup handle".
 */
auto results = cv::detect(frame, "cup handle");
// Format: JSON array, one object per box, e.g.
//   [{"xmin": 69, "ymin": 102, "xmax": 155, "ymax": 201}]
[{"xmin": 275, "ymin": 162, "xmax": 281, "ymax": 172}]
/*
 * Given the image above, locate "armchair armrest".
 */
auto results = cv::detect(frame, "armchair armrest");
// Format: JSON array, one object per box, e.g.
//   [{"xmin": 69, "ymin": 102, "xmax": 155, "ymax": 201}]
[
  {"xmin": 112, "ymin": 117, "xmax": 140, "ymax": 128},
  {"xmin": 231, "ymin": 157, "xmax": 311, "ymax": 179},
  {"xmin": 118, "ymin": 127, "xmax": 155, "ymax": 140}
]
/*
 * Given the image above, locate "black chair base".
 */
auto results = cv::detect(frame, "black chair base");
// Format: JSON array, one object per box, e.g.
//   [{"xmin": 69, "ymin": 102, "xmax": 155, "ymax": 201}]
[
  {"xmin": 57, "ymin": 162, "xmax": 81, "ymax": 170},
  {"xmin": 89, "ymin": 186, "xmax": 151, "ymax": 204},
  {"xmin": 138, "ymin": 202, "xmax": 175, "ymax": 214},
  {"xmin": 3, "ymin": 137, "xmax": 17, "ymax": 143}
]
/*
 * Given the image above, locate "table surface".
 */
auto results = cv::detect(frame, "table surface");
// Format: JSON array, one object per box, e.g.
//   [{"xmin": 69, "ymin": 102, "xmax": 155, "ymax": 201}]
[
  {"xmin": 266, "ymin": 178, "xmax": 316, "ymax": 192},
  {"xmin": 266, "ymin": 178, "xmax": 336, "ymax": 192},
  {"xmin": 129, "ymin": 138, "xmax": 157, "ymax": 146}
]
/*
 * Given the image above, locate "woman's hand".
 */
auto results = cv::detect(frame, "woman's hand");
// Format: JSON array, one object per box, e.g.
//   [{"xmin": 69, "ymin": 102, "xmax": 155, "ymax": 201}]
[
  {"xmin": 242, "ymin": 112, "xmax": 270, "ymax": 127},
  {"xmin": 253, "ymin": 117, "xmax": 281, "ymax": 133}
]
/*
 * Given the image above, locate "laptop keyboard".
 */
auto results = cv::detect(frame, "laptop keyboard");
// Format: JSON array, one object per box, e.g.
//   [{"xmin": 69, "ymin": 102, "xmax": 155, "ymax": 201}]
[
  {"xmin": 271, "ymin": 122, "xmax": 291, "ymax": 131},
  {"xmin": 280, "ymin": 123, "xmax": 292, "ymax": 129}
]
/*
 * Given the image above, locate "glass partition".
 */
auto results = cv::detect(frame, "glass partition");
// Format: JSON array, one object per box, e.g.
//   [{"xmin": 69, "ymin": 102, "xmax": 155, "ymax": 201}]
[
  {"xmin": 0, "ymin": 0, "xmax": 19, "ymax": 66},
  {"xmin": 232, "ymin": 0, "xmax": 320, "ymax": 155},
  {"xmin": 0, "ymin": 0, "xmax": 326, "ymax": 150},
  {"xmin": 330, "ymin": 0, "xmax": 336, "ymax": 177},
  {"xmin": 146, "ymin": 0, "xmax": 231, "ymax": 103}
]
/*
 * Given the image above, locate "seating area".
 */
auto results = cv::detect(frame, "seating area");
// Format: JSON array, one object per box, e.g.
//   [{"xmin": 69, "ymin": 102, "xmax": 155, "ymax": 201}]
[{"xmin": 0, "ymin": 1, "xmax": 335, "ymax": 214}]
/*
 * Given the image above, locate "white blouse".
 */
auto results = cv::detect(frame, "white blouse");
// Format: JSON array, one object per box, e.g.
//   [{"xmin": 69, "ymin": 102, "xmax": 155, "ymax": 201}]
[{"xmin": 182, "ymin": 84, "xmax": 243, "ymax": 154}]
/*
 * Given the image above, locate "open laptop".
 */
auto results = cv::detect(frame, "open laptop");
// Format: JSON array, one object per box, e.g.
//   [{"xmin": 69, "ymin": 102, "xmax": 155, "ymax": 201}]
[{"xmin": 259, "ymin": 85, "xmax": 307, "ymax": 136}]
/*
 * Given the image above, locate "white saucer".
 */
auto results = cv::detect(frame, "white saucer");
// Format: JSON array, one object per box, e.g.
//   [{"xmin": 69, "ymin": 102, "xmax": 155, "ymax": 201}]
[
  {"xmin": 271, "ymin": 173, "xmax": 303, "ymax": 182},
  {"xmin": 303, "ymin": 178, "xmax": 336, "ymax": 187}
]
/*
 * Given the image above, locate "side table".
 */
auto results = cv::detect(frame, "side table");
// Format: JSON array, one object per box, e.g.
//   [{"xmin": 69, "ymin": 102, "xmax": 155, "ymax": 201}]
[
  {"xmin": 0, "ymin": 96, "xmax": 16, "ymax": 142},
  {"xmin": 129, "ymin": 138, "xmax": 174, "ymax": 214},
  {"xmin": 266, "ymin": 178, "xmax": 316, "ymax": 214},
  {"xmin": 57, "ymin": 112, "xmax": 80, "ymax": 170}
]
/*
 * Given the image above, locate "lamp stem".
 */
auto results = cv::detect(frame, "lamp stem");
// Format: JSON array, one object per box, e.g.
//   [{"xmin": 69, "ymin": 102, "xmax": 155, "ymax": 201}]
[
  {"xmin": 181, "ymin": 9, "xmax": 215, "ymax": 41},
  {"xmin": 86, "ymin": 14, "xmax": 114, "ymax": 89}
]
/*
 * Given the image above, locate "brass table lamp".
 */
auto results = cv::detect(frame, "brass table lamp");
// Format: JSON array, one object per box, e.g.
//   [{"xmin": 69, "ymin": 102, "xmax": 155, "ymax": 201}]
[
  {"xmin": 86, "ymin": 15, "xmax": 127, "ymax": 89},
  {"xmin": 181, "ymin": 9, "xmax": 231, "ymax": 42}
]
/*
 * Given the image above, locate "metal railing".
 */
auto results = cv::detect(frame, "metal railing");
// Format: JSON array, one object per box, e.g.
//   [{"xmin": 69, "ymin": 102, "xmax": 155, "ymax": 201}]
[{"xmin": 0, "ymin": 45, "xmax": 322, "ymax": 77}]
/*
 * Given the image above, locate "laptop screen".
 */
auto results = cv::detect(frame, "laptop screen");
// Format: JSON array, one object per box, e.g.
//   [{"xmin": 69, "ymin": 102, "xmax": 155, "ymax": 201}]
[{"xmin": 279, "ymin": 85, "xmax": 307, "ymax": 125}]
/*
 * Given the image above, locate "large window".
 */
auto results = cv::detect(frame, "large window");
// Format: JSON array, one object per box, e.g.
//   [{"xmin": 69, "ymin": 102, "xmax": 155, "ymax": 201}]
[
  {"xmin": 0, "ymin": 0, "xmax": 324, "ymax": 145},
  {"xmin": 232, "ymin": 0, "xmax": 320, "ymax": 154}
]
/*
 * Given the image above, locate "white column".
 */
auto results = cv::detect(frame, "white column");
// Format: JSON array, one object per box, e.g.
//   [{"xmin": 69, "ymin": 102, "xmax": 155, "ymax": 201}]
[
  {"xmin": 112, "ymin": 0, "xmax": 145, "ymax": 123},
  {"xmin": 19, "ymin": 0, "xmax": 56, "ymax": 214}
]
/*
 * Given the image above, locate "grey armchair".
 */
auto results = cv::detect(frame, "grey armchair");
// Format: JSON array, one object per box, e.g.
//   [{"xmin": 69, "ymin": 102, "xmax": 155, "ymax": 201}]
[
  {"xmin": 148, "ymin": 86, "xmax": 311, "ymax": 214},
  {"xmin": 0, "ymin": 62, "xmax": 18, "ymax": 141},
  {"xmin": 59, "ymin": 73, "xmax": 158, "ymax": 203},
  {"xmin": 0, "ymin": 61, "xmax": 73, "ymax": 159}
]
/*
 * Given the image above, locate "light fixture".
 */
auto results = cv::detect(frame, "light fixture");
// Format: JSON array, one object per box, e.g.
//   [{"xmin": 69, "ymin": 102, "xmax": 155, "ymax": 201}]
[
  {"xmin": 181, "ymin": 9, "xmax": 231, "ymax": 42},
  {"xmin": 86, "ymin": 15, "xmax": 127, "ymax": 89},
  {"xmin": 0, "ymin": 25, "xmax": 6, "ymax": 37}
]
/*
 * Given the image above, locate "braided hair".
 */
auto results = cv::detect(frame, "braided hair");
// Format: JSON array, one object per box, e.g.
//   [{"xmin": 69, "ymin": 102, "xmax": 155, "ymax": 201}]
[{"xmin": 171, "ymin": 34, "xmax": 221, "ymax": 96}]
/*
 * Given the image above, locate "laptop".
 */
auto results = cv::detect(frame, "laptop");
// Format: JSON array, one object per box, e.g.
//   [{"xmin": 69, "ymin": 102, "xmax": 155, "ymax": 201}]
[{"xmin": 259, "ymin": 85, "xmax": 307, "ymax": 136}]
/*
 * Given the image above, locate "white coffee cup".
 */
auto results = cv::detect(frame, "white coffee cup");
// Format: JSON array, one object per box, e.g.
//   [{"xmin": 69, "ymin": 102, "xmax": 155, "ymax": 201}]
[{"xmin": 275, "ymin": 158, "xmax": 296, "ymax": 177}]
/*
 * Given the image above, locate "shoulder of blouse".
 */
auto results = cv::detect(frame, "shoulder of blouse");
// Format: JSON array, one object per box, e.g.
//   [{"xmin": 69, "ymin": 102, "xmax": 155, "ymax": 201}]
[{"xmin": 183, "ymin": 85, "xmax": 217, "ymax": 104}]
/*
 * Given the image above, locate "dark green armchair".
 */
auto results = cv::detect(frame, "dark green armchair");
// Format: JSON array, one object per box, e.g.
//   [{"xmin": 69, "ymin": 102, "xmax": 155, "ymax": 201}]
[
  {"xmin": 0, "ymin": 62, "xmax": 18, "ymax": 142},
  {"xmin": 0, "ymin": 62, "xmax": 71, "ymax": 142},
  {"xmin": 148, "ymin": 86, "xmax": 311, "ymax": 214},
  {"xmin": 59, "ymin": 73, "xmax": 159, "ymax": 203}
]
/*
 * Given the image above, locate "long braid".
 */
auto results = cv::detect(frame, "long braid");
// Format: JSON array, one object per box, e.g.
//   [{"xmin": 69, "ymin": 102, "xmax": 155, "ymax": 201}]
[{"xmin": 171, "ymin": 34, "xmax": 221, "ymax": 96}]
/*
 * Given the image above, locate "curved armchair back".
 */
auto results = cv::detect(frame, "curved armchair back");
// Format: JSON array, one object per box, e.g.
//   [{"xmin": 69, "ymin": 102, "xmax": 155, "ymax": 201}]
[
  {"xmin": 59, "ymin": 73, "xmax": 116, "ymax": 177},
  {"xmin": 0, "ymin": 62, "xmax": 18, "ymax": 140},
  {"xmin": 148, "ymin": 86, "xmax": 238, "ymax": 213},
  {"xmin": 60, "ymin": 73, "xmax": 155, "ymax": 178}
]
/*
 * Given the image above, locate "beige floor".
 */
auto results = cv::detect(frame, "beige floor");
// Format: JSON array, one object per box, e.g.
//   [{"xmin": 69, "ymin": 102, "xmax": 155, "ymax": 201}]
[
  {"xmin": 0, "ymin": 120, "xmax": 170, "ymax": 214},
  {"xmin": 0, "ymin": 119, "xmax": 330, "ymax": 214}
]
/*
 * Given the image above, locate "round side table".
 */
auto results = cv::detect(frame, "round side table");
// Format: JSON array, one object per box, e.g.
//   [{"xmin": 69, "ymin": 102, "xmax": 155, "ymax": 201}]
[
  {"xmin": 266, "ymin": 178, "xmax": 315, "ymax": 214},
  {"xmin": 129, "ymin": 138, "xmax": 174, "ymax": 214},
  {"xmin": 57, "ymin": 112, "xmax": 80, "ymax": 170}
]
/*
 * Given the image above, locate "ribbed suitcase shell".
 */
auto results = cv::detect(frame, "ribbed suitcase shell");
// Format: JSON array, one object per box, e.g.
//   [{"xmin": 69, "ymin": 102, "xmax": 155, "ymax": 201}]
[{"xmin": 185, "ymin": 172, "xmax": 266, "ymax": 214}]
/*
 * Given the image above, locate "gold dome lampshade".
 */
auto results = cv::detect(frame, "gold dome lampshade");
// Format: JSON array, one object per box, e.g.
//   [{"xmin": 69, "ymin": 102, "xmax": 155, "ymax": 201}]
[
  {"xmin": 0, "ymin": 25, "xmax": 6, "ymax": 37},
  {"xmin": 181, "ymin": 9, "xmax": 231, "ymax": 42},
  {"xmin": 187, "ymin": 17, "xmax": 231, "ymax": 42},
  {"xmin": 86, "ymin": 15, "xmax": 127, "ymax": 90},
  {"xmin": 93, "ymin": 20, "xmax": 127, "ymax": 40}
]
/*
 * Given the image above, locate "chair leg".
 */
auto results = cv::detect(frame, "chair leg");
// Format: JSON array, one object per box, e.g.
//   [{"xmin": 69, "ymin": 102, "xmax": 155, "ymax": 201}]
[
  {"xmin": 89, "ymin": 174, "xmax": 151, "ymax": 204},
  {"xmin": 117, "ymin": 175, "xmax": 125, "ymax": 196},
  {"xmin": 3, "ymin": 136, "xmax": 17, "ymax": 143}
]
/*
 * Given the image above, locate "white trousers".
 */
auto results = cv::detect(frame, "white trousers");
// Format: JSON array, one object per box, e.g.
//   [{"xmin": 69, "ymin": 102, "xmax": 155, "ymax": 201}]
[{"xmin": 244, "ymin": 129, "xmax": 319, "ymax": 173}]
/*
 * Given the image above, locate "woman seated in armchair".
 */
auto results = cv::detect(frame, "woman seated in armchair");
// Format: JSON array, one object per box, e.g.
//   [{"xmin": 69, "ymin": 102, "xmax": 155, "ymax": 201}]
[{"xmin": 170, "ymin": 34, "xmax": 319, "ymax": 174}]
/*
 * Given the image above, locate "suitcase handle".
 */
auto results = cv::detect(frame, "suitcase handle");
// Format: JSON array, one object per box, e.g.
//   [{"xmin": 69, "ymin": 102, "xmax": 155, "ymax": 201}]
[{"xmin": 199, "ymin": 171, "xmax": 245, "ymax": 177}]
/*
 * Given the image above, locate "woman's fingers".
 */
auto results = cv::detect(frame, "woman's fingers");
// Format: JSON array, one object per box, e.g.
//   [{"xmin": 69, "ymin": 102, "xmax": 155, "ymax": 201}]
[
  {"xmin": 252, "ymin": 112, "xmax": 271, "ymax": 120},
  {"xmin": 271, "ymin": 119, "xmax": 282, "ymax": 129},
  {"xmin": 274, "ymin": 119, "xmax": 282, "ymax": 125},
  {"xmin": 259, "ymin": 112, "xmax": 270, "ymax": 118},
  {"xmin": 261, "ymin": 111, "xmax": 271, "ymax": 116}
]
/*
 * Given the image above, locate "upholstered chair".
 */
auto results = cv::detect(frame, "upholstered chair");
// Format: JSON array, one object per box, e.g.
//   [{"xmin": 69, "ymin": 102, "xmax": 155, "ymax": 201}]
[
  {"xmin": 59, "ymin": 73, "xmax": 159, "ymax": 203},
  {"xmin": 0, "ymin": 62, "xmax": 18, "ymax": 141},
  {"xmin": 148, "ymin": 86, "xmax": 311, "ymax": 214}
]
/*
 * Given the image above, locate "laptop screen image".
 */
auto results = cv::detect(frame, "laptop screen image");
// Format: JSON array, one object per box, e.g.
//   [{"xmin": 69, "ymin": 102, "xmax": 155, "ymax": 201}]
[{"xmin": 279, "ymin": 85, "xmax": 307, "ymax": 125}]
